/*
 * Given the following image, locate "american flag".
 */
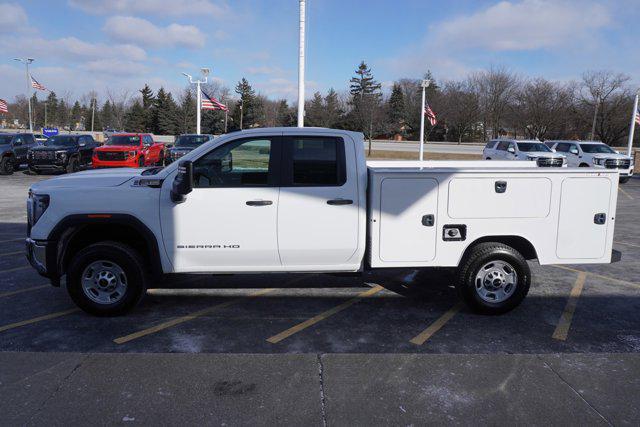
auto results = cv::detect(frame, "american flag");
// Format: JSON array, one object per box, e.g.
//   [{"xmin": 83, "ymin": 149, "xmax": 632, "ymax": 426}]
[
  {"xmin": 635, "ymin": 107, "xmax": 640, "ymax": 126},
  {"xmin": 424, "ymin": 103, "xmax": 437, "ymax": 126},
  {"xmin": 31, "ymin": 75, "xmax": 46, "ymax": 91},
  {"xmin": 0, "ymin": 99, "xmax": 7, "ymax": 114},
  {"xmin": 201, "ymin": 90, "xmax": 228, "ymax": 111}
]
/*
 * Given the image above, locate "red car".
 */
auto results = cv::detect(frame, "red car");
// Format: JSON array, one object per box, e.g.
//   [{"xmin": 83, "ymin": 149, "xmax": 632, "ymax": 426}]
[{"xmin": 93, "ymin": 133, "xmax": 165, "ymax": 168}]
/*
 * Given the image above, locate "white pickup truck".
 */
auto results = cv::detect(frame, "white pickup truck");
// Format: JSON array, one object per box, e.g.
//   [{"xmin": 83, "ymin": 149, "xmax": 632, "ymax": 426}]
[{"xmin": 26, "ymin": 127, "xmax": 620, "ymax": 316}]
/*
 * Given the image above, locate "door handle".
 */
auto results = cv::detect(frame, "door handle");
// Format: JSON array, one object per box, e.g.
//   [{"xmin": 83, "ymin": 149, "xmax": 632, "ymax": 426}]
[
  {"xmin": 246, "ymin": 200, "xmax": 273, "ymax": 206},
  {"xmin": 327, "ymin": 199, "xmax": 353, "ymax": 205}
]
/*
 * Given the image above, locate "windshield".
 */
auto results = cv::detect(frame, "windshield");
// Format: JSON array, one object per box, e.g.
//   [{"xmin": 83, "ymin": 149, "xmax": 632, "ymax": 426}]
[
  {"xmin": 0, "ymin": 135, "xmax": 12, "ymax": 144},
  {"xmin": 175, "ymin": 135, "xmax": 210, "ymax": 147},
  {"xmin": 580, "ymin": 144, "xmax": 615, "ymax": 154},
  {"xmin": 517, "ymin": 142, "xmax": 552, "ymax": 152},
  {"xmin": 107, "ymin": 135, "xmax": 140, "ymax": 146},
  {"xmin": 44, "ymin": 136, "xmax": 77, "ymax": 147}
]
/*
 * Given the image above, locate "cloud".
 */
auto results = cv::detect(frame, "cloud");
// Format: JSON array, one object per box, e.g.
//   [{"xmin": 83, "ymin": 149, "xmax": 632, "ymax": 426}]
[
  {"xmin": 68, "ymin": 0, "xmax": 229, "ymax": 17},
  {"xmin": 0, "ymin": 3, "xmax": 28, "ymax": 32},
  {"xmin": 431, "ymin": 0, "xmax": 611, "ymax": 52},
  {"xmin": 0, "ymin": 36, "xmax": 147, "ymax": 62},
  {"xmin": 82, "ymin": 59, "xmax": 150, "ymax": 77},
  {"xmin": 245, "ymin": 65, "xmax": 284, "ymax": 76},
  {"xmin": 103, "ymin": 16, "xmax": 205, "ymax": 49}
]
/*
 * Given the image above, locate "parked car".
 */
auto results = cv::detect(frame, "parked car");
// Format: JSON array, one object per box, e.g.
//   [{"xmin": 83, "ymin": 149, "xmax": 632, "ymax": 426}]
[
  {"xmin": 547, "ymin": 140, "xmax": 634, "ymax": 183},
  {"xmin": 27, "ymin": 134, "xmax": 98, "ymax": 174},
  {"xmin": 26, "ymin": 128, "xmax": 619, "ymax": 316},
  {"xmin": 0, "ymin": 132, "xmax": 38, "ymax": 174},
  {"xmin": 166, "ymin": 134, "xmax": 214, "ymax": 164},
  {"xmin": 92, "ymin": 133, "xmax": 165, "ymax": 168},
  {"xmin": 483, "ymin": 139, "xmax": 566, "ymax": 167}
]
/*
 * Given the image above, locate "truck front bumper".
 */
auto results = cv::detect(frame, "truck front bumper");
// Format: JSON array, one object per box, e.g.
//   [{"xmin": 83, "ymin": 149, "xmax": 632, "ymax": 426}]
[{"xmin": 25, "ymin": 238, "xmax": 60, "ymax": 286}]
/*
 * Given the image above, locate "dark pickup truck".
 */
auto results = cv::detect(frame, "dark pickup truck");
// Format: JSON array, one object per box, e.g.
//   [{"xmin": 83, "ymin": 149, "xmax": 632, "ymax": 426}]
[
  {"xmin": 0, "ymin": 133, "xmax": 38, "ymax": 175},
  {"xmin": 27, "ymin": 134, "xmax": 99, "ymax": 174}
]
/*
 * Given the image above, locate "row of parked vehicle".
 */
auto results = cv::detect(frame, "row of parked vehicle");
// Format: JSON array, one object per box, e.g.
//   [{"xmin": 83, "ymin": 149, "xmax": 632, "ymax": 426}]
[
  {"xmin": 482, "ymin": 139, "xmax": 634, "ymax": 183},
  {"xmin": 0, "ymin": 132, "xmax": 215, "ymax": 175}
]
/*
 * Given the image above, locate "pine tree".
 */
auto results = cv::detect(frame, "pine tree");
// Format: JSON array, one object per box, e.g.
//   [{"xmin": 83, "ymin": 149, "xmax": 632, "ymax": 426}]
[
  {"xmin": 30, "ymin": 93, "xmax": 42, "ymax": 129},
  {"xmin": 101, "ymin": 100, "xmax": 114, "ymax": 129},
  {"xmin": 349, "ymin": 61, "xmax": 382, "ymax": 97},
  {"xmin": 276, "ymin": 100, "xmax": 294, "ymax": 127},
  {"xmin": 71, "ymin": 101, "xmax": 82, "ymax": 130},
  {"xmin": 305, "ymin": 92, "xmax": 324, "ymax": 127},
  {"xmin": 45, "ymin": 91, "xmax": 58, "ymax": 127},
  {"xmin": 152, "ymin": 88, "xmax": 179, "ymax": 135},
  {"xmin": 233, "ymin": 78, "xmax": 261, "ymax": 129},
  {"xmin": 177, "ymin": 88, "xmax": 196, "ymax": 134},
  {"xmin": 388, "ymin": 83, "xmax": 406, "ymax": 136},
  {"xmin": 139, "ymin": 84, "xmax": 155, "ymax": 131},
  {"xmin": 348, "ymin": 61, "xmax": 382, "ymax": 151},
  {"xmin": 324, "ymin": 88, "xmax": 343, "ymax": 128},
  {"xmin": 125, "ymin": 100, "xmax": 146, "ymax": 132}
]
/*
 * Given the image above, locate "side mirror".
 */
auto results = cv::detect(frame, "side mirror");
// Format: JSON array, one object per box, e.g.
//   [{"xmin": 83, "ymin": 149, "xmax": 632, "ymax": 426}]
[
  {"xmin": 570, "ymin": 148, "xmax": 579, "ymax": 155},
  {"xmin": 507, "ymin": 147, "xmax": 515, "ymax": 154},
  {"xmin": 171, "ymin": 160, "xmax": 193, "ymax": 203}
]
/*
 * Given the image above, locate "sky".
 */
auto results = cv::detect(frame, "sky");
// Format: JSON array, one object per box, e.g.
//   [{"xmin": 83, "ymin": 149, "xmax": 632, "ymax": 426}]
[{"xmin": 0, "ymin": 0, "xmax": 638, "ymax": 103}]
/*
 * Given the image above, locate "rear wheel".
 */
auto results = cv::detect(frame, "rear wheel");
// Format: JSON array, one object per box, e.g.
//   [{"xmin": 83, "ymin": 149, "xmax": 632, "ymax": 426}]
[
  {"xmin": 138, "ymin": 156, "xmax": 145, "ymax": 167},
  {"xmin": 0, "ymin": 156, "xmax": 15, "ymax": 175},
  {"xmin": 66, "ymin": 242, "xmax": 148, "ymax": 316},
  {"xmin": 66, "ymin": 157, "xmax": 78, "ymax": 173},
  {"xmin": 29, "ymin": 167, "xmax": 41, "ymax": 175},
  {"xmin": 455, "ymin": 242, "xmax": 530, "ymax": 315}
]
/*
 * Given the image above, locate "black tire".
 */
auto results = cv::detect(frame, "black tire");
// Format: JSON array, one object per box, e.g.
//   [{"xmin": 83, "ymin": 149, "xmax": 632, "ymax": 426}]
[
  {"xmin": 579, "ymin": 163, "xmax": 590, "ymax": 167},
  {"xmin": 619, "ymin": 177, "xmax": 630, "ymax": 184},
  {"xmin": 28, "ymin": 167, "xmax": 41, "ymax": 175},
  {"xmin": 455, "ymin": 242, "xmax": 530, "ymax": 315},
  {"xmin": 0, "ymin": 156, "xmax": 15, "ymax": 175},
  {"xmin": 138, "ymin": 156, "xmax": 145, "ymax": 168},
  {"xmin": 66, "ymin": 157, "xmax": 78, "ymax": 174},
  {"xmin": 156, "ymin": 152, "xmax": 164, "ymax": 166},
  {"xmin": 66, "ymin": 241, "xmax": 148, "ymax": 316}
]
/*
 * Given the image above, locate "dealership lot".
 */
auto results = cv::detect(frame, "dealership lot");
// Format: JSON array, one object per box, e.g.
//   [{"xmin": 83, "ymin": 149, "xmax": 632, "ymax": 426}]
[{"xmin": 1, "ymin": 171, "xmax": 640, "ymax": 424}]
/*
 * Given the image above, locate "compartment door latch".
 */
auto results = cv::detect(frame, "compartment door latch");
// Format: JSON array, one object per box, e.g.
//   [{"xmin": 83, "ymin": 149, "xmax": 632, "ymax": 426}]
[
  {"xmin": 495, "ymin": 181, "xmax": 507, "ymax": 193},
  {"xmin": 594, "ymin": 213, "xmax": 607, "ymax": 225},
  {"xmin": 422, "ymin": 214, "xmax": 435, "ymax": 227}
]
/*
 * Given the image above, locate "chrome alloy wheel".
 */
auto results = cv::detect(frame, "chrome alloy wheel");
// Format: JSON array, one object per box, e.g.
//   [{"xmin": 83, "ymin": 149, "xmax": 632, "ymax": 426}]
[
  {"xmin": 474, "ymin": 260, "xmax": 518, "ymax": 303},
  {"xmin": 81, "ymin": 260, "xmax": 128, "ymax": 305}
]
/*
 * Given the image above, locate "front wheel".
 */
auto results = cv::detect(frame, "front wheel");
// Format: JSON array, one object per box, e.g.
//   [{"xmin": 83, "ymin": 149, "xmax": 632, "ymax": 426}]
[
  {"xmin": 66, "ymin": 157, "xmax": 78, "ymax": 173},
  {"xmin": 619, "ymin": 177, "xmax": 630, "ymax": 184},
  {"xmin": 0, "ymin": 156, "xmax": 15, "ymax": 175},
  {"xmin": 455, "ymin": 242, "xmax": 530, "ymax": 315},
  {"xmin": 66, "ymin": 242, "xmax": 148, "ymax": 316},
  {"xmin": 138, "ymin": 156, "xmax": 145, "ymax": 168}
]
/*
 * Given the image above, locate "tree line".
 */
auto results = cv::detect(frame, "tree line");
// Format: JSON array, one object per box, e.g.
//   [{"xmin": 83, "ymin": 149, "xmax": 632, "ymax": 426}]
[{"xmin": 3, "ymin": 64, "xmax": 638, "ymax": 146}]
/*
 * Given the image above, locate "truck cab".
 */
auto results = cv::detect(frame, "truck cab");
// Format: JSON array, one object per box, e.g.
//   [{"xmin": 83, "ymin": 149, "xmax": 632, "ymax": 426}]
[{"xmin": 26, "ymin": 128, "xmax": 620, "ymax": 317}]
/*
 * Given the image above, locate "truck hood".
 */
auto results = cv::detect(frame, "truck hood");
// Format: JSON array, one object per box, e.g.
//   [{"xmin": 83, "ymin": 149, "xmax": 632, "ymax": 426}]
[
  {"xmin": 96, "ymin": 145, "xmax": 140, "ymax": 152},
  {"xmin": 591, "ymin": 153, "xmax": 631, "ymax": 160},
  {"xmin": 30, "ymin": 168, "xmax": 140, "ymax": 191},
  {"xmin": 30, "ymin": 145, "xmax": 75, "ymax": 152},
  {"xmin": 523, "ymin": 152, "xmax": 565, "ymax": 158}
]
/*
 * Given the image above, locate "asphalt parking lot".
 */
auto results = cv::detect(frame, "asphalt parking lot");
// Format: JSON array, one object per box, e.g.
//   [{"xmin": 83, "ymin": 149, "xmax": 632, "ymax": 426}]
[{"xmin": 1, "ymin": 170, "xmax": 639, "ymax": 425}]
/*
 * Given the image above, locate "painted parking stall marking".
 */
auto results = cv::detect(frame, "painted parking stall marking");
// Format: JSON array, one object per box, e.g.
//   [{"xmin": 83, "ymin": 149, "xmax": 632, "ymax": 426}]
[
  {"xmin": 267, "ymin": 285, "xmax": 384, "ymax": 344},
  {"xmin": 114, "ymin": 288, "xmax": 275, "ymax": 344},
  {"xmin": 0, "ymin": 308, "xmax": 80, "ymax": 333},
  {"xmin": 553, "ymin": 272, "xmax": 587, "ymax": 341},
  {"xmin": 0, "ymin": 284, "xmax": 48, "ymax": 298},
  {"xmin": 409, "ymin": 303, "xmax": 462, "ymax": 345}
]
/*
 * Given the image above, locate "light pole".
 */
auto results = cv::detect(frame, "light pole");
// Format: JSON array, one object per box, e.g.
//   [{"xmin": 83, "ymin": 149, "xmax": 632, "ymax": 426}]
[
  {"xmin": 239, "ymin": 98, "xmax": 244, "ymax": 130},
  {"xmin": 297, "ymin": 0, "xmax": 306, "ymax": 127},
  {"xmin": 91, "ymin": 97, "xmax": 96, "ymax": 132},
  {"xmin": 14, "ymin": 57, "xmax": 34, "ymax": 132},
  {"xmin": 627, "ymin": 90, "xmax": 639, "ymax": 156},
  {"xmin": 182, "ymin": 68, "xmax": 209, "ymax": 134},
  {"xmin": 590, "ymin": 91, "xmax": 601, "ymax": 141},
  {"xmin": 419, "ymin": 79, "xmax": 431, "ymax": 161}
]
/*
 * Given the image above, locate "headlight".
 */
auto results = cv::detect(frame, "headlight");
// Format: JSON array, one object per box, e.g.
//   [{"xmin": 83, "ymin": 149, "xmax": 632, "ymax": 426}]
[
  {"xmin": 128, "ymin": 151, "xmax": 137, "ymax": 158},
  {"xmin": 28, "ymin": 191, "xmax": 50, "ymax": 226},
  {"xmin": 55, "ymin": 150, "xmax": 67, "ymax": 160},
  {"xmin": 527, "ymin": 155, "xmax": 537, "ymax": 161},
  {"xmin": 562, "ymin": 157, "xmax": 567, "ymax": 165},
  {"xmin": 593, "ymin": 158, "xmax": 606, "ymax": 166}
]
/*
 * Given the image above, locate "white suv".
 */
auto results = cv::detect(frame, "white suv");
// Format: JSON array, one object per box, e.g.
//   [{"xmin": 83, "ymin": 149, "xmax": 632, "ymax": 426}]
[
  {"xmin": 483, "ymin": 139, "xmax": 566, "ymax": 167},
  {"xmin": 547, "ymin": 140, "xmax": 634, "ymax": 183}
]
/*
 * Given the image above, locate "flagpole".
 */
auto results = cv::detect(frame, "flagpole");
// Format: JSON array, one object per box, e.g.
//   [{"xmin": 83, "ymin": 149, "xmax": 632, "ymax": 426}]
[
  {"xmin": 419, "ymin": 79, "xmax": 429, "ymax": 161},
  {"xmin": 627, "ymin": 91, "xmax": 639, "ymax": 157},
  {"xmin": 91, "ymin": 97, "xmax": 95, "ymax": 132},
  {"xmin": 224, "ymin": 110, "xmax": 228, "ymax": 133},
  {"xmin": 196, "ymin": 82, "xmax": 201, "ymax": 135},
  {"xmin": 14, "ymin": 58, "xmax": 34, "ymax": 132},
  {"xmin": 297, "ymin": 0, "xmax": 305, "ymax": 127}
]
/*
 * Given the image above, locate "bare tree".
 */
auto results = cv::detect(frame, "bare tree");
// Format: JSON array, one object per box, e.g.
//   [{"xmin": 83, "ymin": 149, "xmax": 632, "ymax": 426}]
[
  {"xmin": 470, "ymin": 66, "xmax": 519, "ymax": 139},
  {"xmin": 437, "ymin": 80, "xmax": 480, "ymax": 143},
  {"xmin": 106, "ymin": 88, "xmax": 131, "ymax": 131},
  {"xmin": 580, "ymin": 70, "xmax": 630, "ymax": 140}
]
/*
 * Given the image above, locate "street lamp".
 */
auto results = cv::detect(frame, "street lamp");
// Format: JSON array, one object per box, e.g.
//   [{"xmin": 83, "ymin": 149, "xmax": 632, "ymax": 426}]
[
  {"xmin": 419, "ymin": 79, "xmax": 431, "ymax": 161},
  {"xmin": 14, "ymin": 57, "xmax": 34, "ymax": 132},
  {"xmin": 181, "ymin": 68, "xmax": 210, "ymax": 134}
]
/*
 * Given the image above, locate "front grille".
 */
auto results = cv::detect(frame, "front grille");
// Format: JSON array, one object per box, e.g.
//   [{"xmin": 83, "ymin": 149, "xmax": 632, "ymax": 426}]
[
  {"xmin": 536, "ymin": 157, "xmax": 563, "ymax": 167},
  {"xmin": 33, "ymin": 151, "xmax": 55, "ymax": 160},
  {"xmin": 97, "ymin": 151, "xmax": 126, "ymax": 161},
  {"xmin": 604, "ymin": 158, "xmax": 631, "ymax": 169}
]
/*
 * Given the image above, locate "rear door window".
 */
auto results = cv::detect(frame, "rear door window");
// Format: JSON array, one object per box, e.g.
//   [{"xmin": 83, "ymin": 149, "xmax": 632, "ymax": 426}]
[
  {"xmin": 282, "ymin": 136, "xmax": 346, "ymax": 186},
  {"xmin": 496, "ymin": 141, "xmax": 509, "ymax": 151}
]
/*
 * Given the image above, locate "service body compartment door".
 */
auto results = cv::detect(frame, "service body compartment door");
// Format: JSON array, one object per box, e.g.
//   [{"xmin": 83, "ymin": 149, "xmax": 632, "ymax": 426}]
[
  {"xmin": 379, "ymin": 178, "xmax": 438, "ymax": 262},
  {"xmin": 557, "ymin": 177, "xmax": 612, "ymax": 259}
]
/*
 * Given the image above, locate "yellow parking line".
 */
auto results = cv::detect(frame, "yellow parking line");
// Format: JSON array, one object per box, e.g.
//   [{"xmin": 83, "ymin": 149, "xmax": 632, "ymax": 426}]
[
  {"xmin": 618, "ymin": 186, "xmax": 634, "ymax": 200},
  {"xmin": 0, "ymin": 238, "xmax": 23, "ymax": 244},
  {"xmin": 614, "ymin": 240, "xmax": 640, "ymax": 249},
  {"xmin": 552, "ymin": 265, "xmax": 640, "ymax": 289},
  {"xmin": 267, "ymin": 285, "xmax": 384, "ymax": 344},
  {"xmin": 410, "ymin": 303, "xmax": 462, "ymax": 345},
  {"xmin": 114, "ymin": 288, "xmax": 274, "ymax": 344},
  {"xmin": 552, "ymin": 272, "xmax": 587, "ymax": 341},
  {"xmin": 0, "ymin": 285, "xmax": 48, "ymax": 298},
  {"xmin": 0, "ymin": 266, "xmax": 30, "ymax": 274},
  {"xmin": 0, "ymin": 250, "xmax": 23, "ymax": 258},
  {"xmin": 0, "ymin": 308, "xmax": 79, "ymax": 333}
]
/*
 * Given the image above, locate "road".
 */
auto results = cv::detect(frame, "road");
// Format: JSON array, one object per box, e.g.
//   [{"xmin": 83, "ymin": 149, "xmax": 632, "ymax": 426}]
[
  {"xmin": 368, "ymin": 140, "xmax": 484, "ymax": 154},
  {"xmin": 1, "ymin": 169, "xmax": 639, "ymax": 425}
]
